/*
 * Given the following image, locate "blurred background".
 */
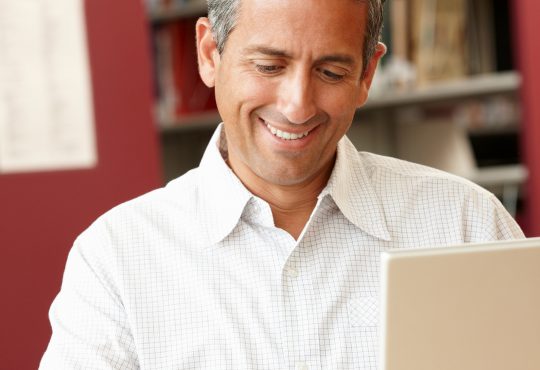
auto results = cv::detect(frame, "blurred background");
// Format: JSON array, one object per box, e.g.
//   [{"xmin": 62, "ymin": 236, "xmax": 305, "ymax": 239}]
[{"xmin": 1, "ymin": 0, "xmax": 539, "ymax": 368}]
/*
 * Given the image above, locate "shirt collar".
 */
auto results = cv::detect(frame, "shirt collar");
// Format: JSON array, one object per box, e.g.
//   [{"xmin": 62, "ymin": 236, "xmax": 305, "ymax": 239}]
[
  {"xmin": 320, "ymin": 135, "xmax": 392, "ymax": 241},
  {"xmin": 198, "ymin": 124, "xmax": 253, "ymax": 246},
  {"xmin": 197, "ymin": 124, "xmax": 391, "ymax": 246}
]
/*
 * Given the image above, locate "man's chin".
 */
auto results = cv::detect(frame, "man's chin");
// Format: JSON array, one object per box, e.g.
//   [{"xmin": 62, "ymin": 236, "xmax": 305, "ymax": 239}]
[{"xmin": 253, "ymin": 162, "xmax": 317, "ymax": 187}]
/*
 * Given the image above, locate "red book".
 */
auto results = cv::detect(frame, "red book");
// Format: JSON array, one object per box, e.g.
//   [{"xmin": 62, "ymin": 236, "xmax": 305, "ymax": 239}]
[{"xmin": 173, "ymin": 19, "xmax": 217, "ymax": 117}]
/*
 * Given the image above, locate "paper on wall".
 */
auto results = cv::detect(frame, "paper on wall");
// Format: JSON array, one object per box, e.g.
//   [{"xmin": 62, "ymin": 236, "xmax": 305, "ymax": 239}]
[{"xmin": 0, "ymin": 0, "xmax": 96, "ymax": 173}]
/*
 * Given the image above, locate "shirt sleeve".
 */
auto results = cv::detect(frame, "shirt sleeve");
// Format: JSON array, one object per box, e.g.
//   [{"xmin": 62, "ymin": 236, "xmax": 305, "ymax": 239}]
[
  {"xmin": 483, "ymin": 194, "xmax": 526, "ymax": 241},
  {"xmin": 39, "ymin": 232, "xmax": 139, "ymax": 370}
]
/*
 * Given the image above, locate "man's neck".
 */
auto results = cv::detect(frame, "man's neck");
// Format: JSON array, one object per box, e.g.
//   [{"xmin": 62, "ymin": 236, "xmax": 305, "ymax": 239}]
[{"xmin": 226, "ymin": 147, "xmax": 335, "ymax": 241}]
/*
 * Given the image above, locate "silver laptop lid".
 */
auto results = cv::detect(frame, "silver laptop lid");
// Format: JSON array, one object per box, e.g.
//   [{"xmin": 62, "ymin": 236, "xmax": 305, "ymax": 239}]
[{"xmin": 379, "ymin": 238, "xmax": 540, "ymax": 370}]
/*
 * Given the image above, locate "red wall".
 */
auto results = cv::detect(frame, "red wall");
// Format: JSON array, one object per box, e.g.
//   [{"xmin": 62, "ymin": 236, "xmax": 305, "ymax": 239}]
[
  {"xmin": 512, "ymin": 0, "xmax": 540, "ymax": 236},
  {"xmin": 0, "ymin": 1, "xmax": 162, "ymax": 369}
]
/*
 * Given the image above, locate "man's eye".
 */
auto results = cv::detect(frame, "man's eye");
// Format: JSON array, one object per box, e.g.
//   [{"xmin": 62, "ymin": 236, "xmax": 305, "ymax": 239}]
[
  {"xmin": 321, "ymin": 69, "xmax": 344, "ymax": 81},
  {"xmin": 256, "ymin": 65, "xmax": 282, "ymax": 74}
]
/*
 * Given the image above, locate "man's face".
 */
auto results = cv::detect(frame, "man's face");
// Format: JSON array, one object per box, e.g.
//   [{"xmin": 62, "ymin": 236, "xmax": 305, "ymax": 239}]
[{"xmin": 210, "ymin": 0, "xmax": 373, "ymax": 185}]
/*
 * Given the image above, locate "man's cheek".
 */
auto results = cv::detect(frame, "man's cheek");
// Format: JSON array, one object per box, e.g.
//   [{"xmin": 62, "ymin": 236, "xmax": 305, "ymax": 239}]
[
  {"xmin": 320, "ymin": 89, "xmax": 356, "ymax": 113},
  {"xmin": 240, "ymin": 76, "xmax": 279, "ymax": 103}
]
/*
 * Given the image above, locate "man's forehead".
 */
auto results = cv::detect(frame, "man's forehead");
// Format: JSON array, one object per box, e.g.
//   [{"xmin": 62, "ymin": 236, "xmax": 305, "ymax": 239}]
[{"xmin": 233, "ymin": 0, "xmax": 367, "ymax": 57}]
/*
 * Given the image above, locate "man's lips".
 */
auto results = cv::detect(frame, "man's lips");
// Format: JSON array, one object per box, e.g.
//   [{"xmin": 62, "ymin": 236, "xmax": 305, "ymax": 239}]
[{"xmin": 259, "ymin": 117, "xmax": 316, "ymax": 141}]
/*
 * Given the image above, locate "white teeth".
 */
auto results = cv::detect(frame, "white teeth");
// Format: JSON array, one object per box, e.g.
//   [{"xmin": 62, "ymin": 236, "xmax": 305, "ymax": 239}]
[{"xmin": 264, "ymin": 120, "xmax": 310, "ymax": 141}]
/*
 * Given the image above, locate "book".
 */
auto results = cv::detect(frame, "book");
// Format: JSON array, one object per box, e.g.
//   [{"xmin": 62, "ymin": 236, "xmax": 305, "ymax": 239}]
[
  {"xmin": 412, "ymin": 0, "xmax": 469, "ymax": 85},
  {"xmin": 153, "ymin": 19, "xmax": 217, "ymax": 126},
  {"xmin": 390, "ymin": 0, "xmax": 411, "ymax": 61},
  {"xmin": 154, "ymin": 24, "xmax": 178, "ymax": 124},
  {"xmin": 468, "ymin": 0, "xmax": 496, "ymax": 75}
]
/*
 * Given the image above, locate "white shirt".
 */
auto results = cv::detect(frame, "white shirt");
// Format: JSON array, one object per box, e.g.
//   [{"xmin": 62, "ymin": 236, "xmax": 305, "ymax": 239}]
[{"xmin": 40, "ymin": 124, "xmax": 524, "ymax": 370}]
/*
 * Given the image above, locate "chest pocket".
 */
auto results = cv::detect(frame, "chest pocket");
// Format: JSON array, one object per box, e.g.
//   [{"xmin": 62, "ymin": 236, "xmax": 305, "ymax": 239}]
[
  {"xmin": 348, "ymin": 296, "xmax": 379, "ymax": 327},
  {"xmin": 348, "ymin": 296, "xmax": 380, "ymax": 369}
]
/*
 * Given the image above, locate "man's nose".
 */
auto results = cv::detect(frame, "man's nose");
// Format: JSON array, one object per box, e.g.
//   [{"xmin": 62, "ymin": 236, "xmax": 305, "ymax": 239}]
[{"xmin": 276, "ymin": 71, "xmax": 317, "ymax": 125}]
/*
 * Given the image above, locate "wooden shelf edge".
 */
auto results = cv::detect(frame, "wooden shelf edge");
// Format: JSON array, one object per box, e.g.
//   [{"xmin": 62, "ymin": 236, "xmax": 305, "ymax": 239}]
[
  {"xmin": 466, "ymin": 164, "xmax": 528, "ymax": 187},
  {"xmin": 159, "ymin": 112, "xmax": 222, "ymax": 133},
  {"xmin": 362, "ymin": 71, "xmax": 522, "ymax": 110}
]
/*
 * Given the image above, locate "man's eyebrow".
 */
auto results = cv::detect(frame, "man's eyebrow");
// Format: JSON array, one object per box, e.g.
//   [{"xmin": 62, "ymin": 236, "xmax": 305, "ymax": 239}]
[
  {"xmin": 243, "ymin": 45, "xmax": 293, "ymax": 58},
  {"xmin": 244, "ymin": 46, "xmax": 356, "ymax": 66},
  {"xmin": 317, "ymin": 54, "xmax": 355, "ymax": 66}
]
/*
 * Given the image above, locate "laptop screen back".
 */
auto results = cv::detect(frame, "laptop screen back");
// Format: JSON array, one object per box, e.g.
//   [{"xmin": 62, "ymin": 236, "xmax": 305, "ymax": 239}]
[{"xmin": 379, "ymin": 238, "xmax": 540, "ymax": 370}]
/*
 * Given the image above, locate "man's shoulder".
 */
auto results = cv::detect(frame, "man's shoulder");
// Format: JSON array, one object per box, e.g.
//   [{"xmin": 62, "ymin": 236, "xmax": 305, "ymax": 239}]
[
  {"xmin": 356, "ymin": 152, "xmax": 524, "ymax": 241},
  {"xmin": 110, "ymin": 167, "xmax": 201, "ymax": 217},
  {"xmin": 358, "ymin": 151, "xmax": 493, "ymax": 198},
  {"xmin": 78, "ymin": 168, "xmax": 203, "ymax": 247}
]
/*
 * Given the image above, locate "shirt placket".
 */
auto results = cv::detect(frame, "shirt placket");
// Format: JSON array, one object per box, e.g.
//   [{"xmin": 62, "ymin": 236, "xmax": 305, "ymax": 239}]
[{"xmin": 280, "ymin": 228, "xmax": 323, "ymax": 370}]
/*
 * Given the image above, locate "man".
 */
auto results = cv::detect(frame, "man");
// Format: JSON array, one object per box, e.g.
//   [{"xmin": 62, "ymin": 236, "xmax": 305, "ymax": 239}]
[{"xmin": 40, "ymin": 0, "xmax": 523, "ymax": 369}]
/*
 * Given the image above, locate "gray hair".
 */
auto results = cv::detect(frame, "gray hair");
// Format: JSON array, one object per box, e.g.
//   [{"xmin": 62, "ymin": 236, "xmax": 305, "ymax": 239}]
[{"xmin": 207, "ymin": 0, "xmax": 387, "ymax": 77}]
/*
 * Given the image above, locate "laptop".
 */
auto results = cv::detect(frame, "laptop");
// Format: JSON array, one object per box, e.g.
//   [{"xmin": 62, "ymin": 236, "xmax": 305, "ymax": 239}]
[{"xmin": 379, "ymin": 238, "xmax": 540, "ymax": 370}]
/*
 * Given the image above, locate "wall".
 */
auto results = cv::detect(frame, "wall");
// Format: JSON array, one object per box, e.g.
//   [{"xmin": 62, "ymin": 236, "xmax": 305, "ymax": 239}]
[
  {"xmin": 0, "ymin": 1, "xmax": 162, "ymax": 368},
  {"xmin": 512, "ymin": 0, "xmax": 540, "ymax": 236}
]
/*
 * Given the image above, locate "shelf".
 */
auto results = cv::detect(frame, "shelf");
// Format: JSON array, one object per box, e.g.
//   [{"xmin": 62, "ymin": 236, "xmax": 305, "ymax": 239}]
[
  {"xmin": 466, "ymin": 164, "xmax": 528, "ymax": 187},
  {"xmin": 362, "ymin": 71, "xmax": 521, "ymax": 110},
  {"xmin": 159, "ymin": 72, "xmax": 521, "ymax": 133},
  {"xmin": 160, "ymin": 111, "xmax": 222, "ymax": 133},
  {"xmin": 151, "ymin": 1, "xmax": 207, "ymax": 24}
]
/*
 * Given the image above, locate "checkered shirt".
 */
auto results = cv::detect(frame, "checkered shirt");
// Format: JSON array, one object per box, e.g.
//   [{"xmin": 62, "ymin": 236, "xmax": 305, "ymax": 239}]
[{"xmin": 40, "ymin": 124, "xmax": 524, "ymax": 370}]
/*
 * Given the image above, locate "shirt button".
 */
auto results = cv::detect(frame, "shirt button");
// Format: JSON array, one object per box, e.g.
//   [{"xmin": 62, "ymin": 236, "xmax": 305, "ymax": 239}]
[
  {"xmin": 288, "ymin": 266, "xmax": 299, "ymax": 278},
  {"xmin": 295, "ymin": 363, "xmax": 308, "ymax": 370}
]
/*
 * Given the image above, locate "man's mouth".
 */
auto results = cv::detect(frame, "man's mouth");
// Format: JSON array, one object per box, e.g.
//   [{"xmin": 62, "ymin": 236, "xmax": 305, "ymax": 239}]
[{"xmin": 261, "ymin": 119, "xmax": 312, "ymax": 141}]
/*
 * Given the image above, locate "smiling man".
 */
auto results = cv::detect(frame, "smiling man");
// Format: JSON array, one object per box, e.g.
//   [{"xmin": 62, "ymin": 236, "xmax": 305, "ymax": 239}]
[
  {"xmin": 198, "ymin": 0, "xmax": 383, "ymax": 241},
  {"xmin": 40, "ymin": 0, "xmax": 523, "ymax": 369}
]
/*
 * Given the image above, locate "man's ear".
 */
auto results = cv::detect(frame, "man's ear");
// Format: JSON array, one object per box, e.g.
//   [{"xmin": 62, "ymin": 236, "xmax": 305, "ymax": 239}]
[
  {"xmin": 196, "ymin": 18, "xmax": 218, "ymax": 88},
  {"xmin": 356, "ymin": 42, "xmax": 387, "ymax": 107}
]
